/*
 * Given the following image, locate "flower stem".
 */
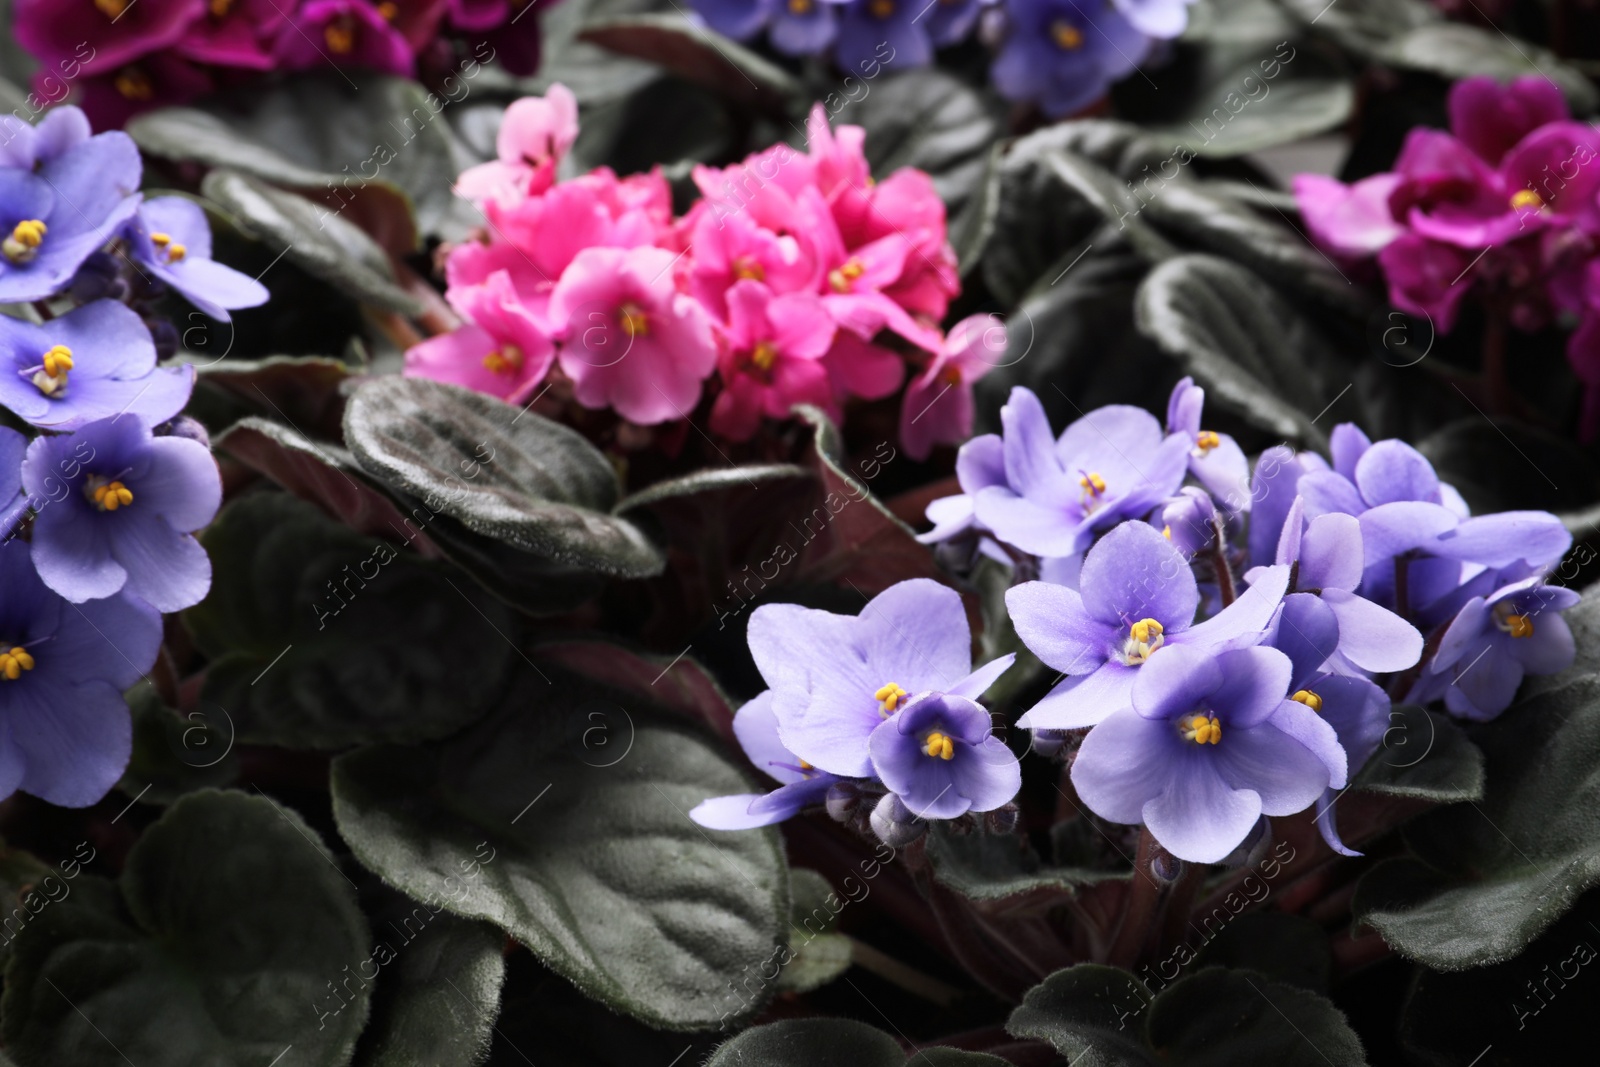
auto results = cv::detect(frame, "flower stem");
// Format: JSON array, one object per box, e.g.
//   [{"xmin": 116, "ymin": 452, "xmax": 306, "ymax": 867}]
[
  {"xmin": 1482, "ymin": 305, "xmax": 1510, "ymax": 417},
  {"xmin": 1209, "ymin": 513, "xmax": 1236, "ymax": 607},
  {"xmin": 1105, "ymin": 828, "xmax": 1164, "ymax": 969}
]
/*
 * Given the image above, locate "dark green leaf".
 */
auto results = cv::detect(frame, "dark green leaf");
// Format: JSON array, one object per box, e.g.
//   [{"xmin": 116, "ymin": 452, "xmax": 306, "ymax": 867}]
[
  {"xmin": 1351, "ymin": 705, "xmax": 1484, "ymax": 803},
  {"xmin": 343, "ymin": 376, "xmax": 664, "ymax": 578},
  {"xmin": 775, "ymin": 870, "xmax": 853, "ymax": 995},
  {"xmin": 1416, "ymin": 416, "xmax": 1600, "ymax": 517},
  {"xmin": 201, "ymin": 169, "xmax": 423, "ymax": 315},
  {"xmin": 578, "ymin": 14, "xmax": 803, "ymax": 119},
  {"xmin": 1008, "ymin": 964, "xmax": 1369, "ymax": 1065},
  {"xmin": 1273, "ymin": 0, "xmax": 1438, "ymax": 57},
  {"xmin": 116, "ymin": 682, "xmax": 239, "ymax": 806},
  {"xmin": 1378, "ymin": 24, "xmax": 1597, "ymax": 116},
  {"xmin": 187, "ymin": 354, "xmax": 355, "ymax": 440},
  {"xmin": 982, "ymin": 120, "xmax": 1171, "ymax": 302},
  {"xmin": 533, "ymin": 639, "xmax": 738, "ymax": 743},
  {"xmin": 1134, "ymin": 253, "xmax": 1342, "ymax": 448},
  {"xmin": 616, "ymin": 465, "xmax": 812, "ymax": 512},
  {"xmin": 926, "ymin": 826, "xmax": 1123, "ymax": 906},
  {"xmin": 951, "ymin": 142, "xmax": 1004, "ymax": 276},
  {"xmin": 704, "ymin": 1019, "xmax": 900, "ymax": 1067},
  {"xmin": 353, "ymin": 885, "xmax": 506, "ymax": 1067},
  {"xmin": 1191, "ymin": 913, "xmax": 1331, "ymax": 993},
  {"xmin": 185, "ymin": 492, "xmax": 516, "ymax": 748},
  {"xmin": 1, "ymin": 790, "xmax": 371, "ymax": 1067},
  {"xmin": 1354, "ymin": 676, "xmax": 1600, "ymax": 969},
  {"xmin": 1044, "ymin": 152, "xmax": 1180, "ymax": 262},
  {"xmin": 330, "ymin": 670, "xmax": 788, "ymax": 1031}
]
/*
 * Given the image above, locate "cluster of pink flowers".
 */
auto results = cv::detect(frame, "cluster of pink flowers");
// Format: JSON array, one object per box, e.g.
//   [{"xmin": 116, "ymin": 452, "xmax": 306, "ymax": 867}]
[
  {"xmin": 408, "ymin": 85, "xmax": 1000, "ymax": 458},
  {"xmin": 14, "ymin": 0, "xmax": 553, "ymax": 129},
  {"xmin": 1294, "ymin": 76, "xmax": 1600, "ymax": 433}
]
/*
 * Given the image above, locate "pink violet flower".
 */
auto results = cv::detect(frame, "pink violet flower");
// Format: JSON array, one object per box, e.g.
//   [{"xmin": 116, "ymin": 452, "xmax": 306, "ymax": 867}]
[
  {"xmin": 1449, "ymin": 75, "xmax": 1569, "ymax": 167},
  {"xmin": 1293, "ymin": 173, "xmax": 1405, "ymax": 258},
  {"xmin": 547, "ymin": 246, "xmax": 717, "ymax": 425},
  {"xmin": 898, "ymin": 314, "xmax": 1004, "ymax": 461},
  {"xmin": 433, "ymin": 269, "xmax": 555, "ymax": 403},
  {"xmin": 709, "ymin": 280, "xmax": 836, "ymax": 441},
  {"xmin": 75, "ymin": 53, "xmax": 216, "ymax": 131},
  {"xmin": 455, "ymin": 84, "xmax": 580, "ymax": 209},
  {"xmin": 15, "ymin": 0, "xmax": 204, "ymax": 79},
  {"xmin": 685, "ymin": 205, "xmax": 815, "ymax": 321},
  {"xmin": 174, "ymin": 0, "xmax": 280, "ymax": 70}
]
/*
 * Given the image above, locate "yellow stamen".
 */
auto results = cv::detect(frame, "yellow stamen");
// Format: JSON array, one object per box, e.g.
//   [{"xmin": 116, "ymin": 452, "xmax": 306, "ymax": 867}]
[
  {"xmin": 874, "ymin": 682, "xmax": 909, "ymax": 716},
  {"xmin": 940, "ymin": 364, "xmax": 963, "ymax": 387},
  {"xmin": 731, "ymin": 256, "xmax": 765, "ymax": 282},
  {"xmin": 209, "ymin": 0, "xmax": 232, "ymax": 16},
  {"xmin": 1498, "ymin": 611, "xmax": 1534, "ymax": 638},
  {"xmin": 1181, "ymin": 712, "xmax": 1222, "ymax": 745},
  {"xmin": 0, "ymin": 647, "xmax": 34, "ymax": 681},
  {"xmin": 325, "ymin": 18, "xmax": 356, "ymax": 53},
  {"xmin": 377, "ymin": 0, "xmax": 398, "ymax": 18},
  {"xmin": 482, "ymin": 345, "xmax": 524, "ymax": 375},
  {"xmin": 869, "ymin": 0, "xmax": 894, "ymax": 16},
  {"xmin": 618, "ymin": 302, "xmax": 650, "ymax": 338},
  {"xmin": 1510, "ymin": 188, "xmax": 1544, "ymax": 212},
  {"xmin": 147, "ymin": 231, "xmax": 188, "ymax": 263},
  {"xmin": 1162, "ymin": 524, "xmax": 1172, "ymax": 539},
  {"xmin": 1123, "ymin": 617, "xmax": 1165, "ymax": 665},
  {"xmin": 828, "ymin": 260, "xmax": 865, "ymax": 293},
  {"xmin": 94, "ymin": 0, "xmax": 127, "ymax": 17},
  {"xmin": 87, "ymin": 478, "xmax": 134, "ymax": 512},
  {"xmin": 1290, "ymin": 689, "xmax": 1323, "ymax": 713},
  {"xmin": 788, "ymin": 0, "xmax": 812, "ymax": 13},
  {"xmin": 749, "ymin": 340, "xmax": 778, "ymax": 373},
  {"xmin": 1051, "ymin": 19, "xmax": 1084, "ymax": 50},
  {"xmin": 114, "ymin": 68, "xmax": 153, "ymax": 101},
  {"xmin": 1078, "ymin": 471, "xmax": 1106, "ymax": 503},
  {"xmin": 798, "ymin": 759, "xmax": 813, "ymax": 771},
  {"xmin": 41, "ymin": 345, "xmax": 73, "ymax": 378},
  {"xmin": 923, "ymin": 730, "xmax": 955, "ymax": 760},
  {"xmin": 1195, "ymin": 430, "xmax": 1221, "ymax": 455},
  {"xmin": 4, "ymin": 219, "xmax": 46, "ymax": 264}
]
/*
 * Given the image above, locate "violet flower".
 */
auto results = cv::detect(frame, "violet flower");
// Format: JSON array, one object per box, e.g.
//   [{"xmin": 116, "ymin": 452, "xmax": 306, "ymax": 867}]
[
  {"xmin": 0, "ymin": 540, "xmax": 161, "ymax": 807},
  {"xmin": 13, "ymin": 0, "xmax": 203, "ymax": 80},
  {"xmin": 0, "ymin": 300, "xmax": 193, "ymax": 432},
  {"xmin": 1409, "ymin": 572, "xmax": 1579, "ymax": 721},
  {"xmin": 867, "ymin": 690, "xmax": 1022, "ymax": 818},
  {"xmin": 0, "ymin": 126, "xmax": 141, "ymax": 303},
  {"xmin": 1165, "ymin": 376, "xmax": 1250, "ymax": 511},
  {"xmin": 974, "ymin": 386, "xmax": 1190, "ymax": 558},
  {"xmin": 274, "ymin": 0, "xmax": 415, "ymax": 76},
  {"xmin": 1071, "ymin": 644, "xmax": 1345, "ymax": 864},
  {"xmin": 991, "ymin": 0, "xmax": 1152, "ymax": 119},
  {"xmin": 122, "ymin": 197, "xmax": 270, "ymax": 321},
  {"xmin": 22, "ymin": 415, "xmax": 221, "ymax": 612},
  {"xmin": 0, "ymin": 105, "xmax": 90, "ymax": 171},
  {"xmin": 1007, "ymin": 520, "xmax": 1289, "ymax": 729},
  {"xmin": 746, "ymin": 578, "xmax": 1014, "ymax": 779},
  {"xmin": 834, "ymin": 0, "xmax": 934, "ymax": 73},
  {"xmin": 691, "ymin": 691, "xmax": 841, "ymax": 829}
]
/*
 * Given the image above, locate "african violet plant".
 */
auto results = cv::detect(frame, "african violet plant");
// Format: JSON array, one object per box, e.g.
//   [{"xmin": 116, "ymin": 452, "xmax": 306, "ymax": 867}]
[{"xmin": 5, "ymin": 0, "xmax": 1600, "ymax": 1065}]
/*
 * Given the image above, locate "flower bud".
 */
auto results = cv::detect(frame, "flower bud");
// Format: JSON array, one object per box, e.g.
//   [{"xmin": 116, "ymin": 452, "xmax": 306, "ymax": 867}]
[
  {"xmin": 985, "ymin": 803, "xmax": 1020, "ymax": 835},
  {"xmin": 825, "ymin": 780, "xmax": 861, "ymax": 823},
  {"xmin": 1159, "ymin": 488, "xmax": 1217, "ymax": 556},
  {"xmin": 869, "ymin": 793, "xmax": 925, "ymax": 848}
]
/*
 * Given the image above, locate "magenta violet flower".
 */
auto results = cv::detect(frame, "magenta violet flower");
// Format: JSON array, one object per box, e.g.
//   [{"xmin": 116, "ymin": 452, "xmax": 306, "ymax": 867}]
[
  {"xmin": 13, "ymin": 0, "xmax": 203, "ymax": 80},
  {"xmin": 0, "ymin": 300, "xmax": 193, "ymax": 431},
  {"xmin": 21, "ymin": 415, "xmax": 222, "ymax": 612},
  {"xmin": 1071, "ymin": 644, "xmax": 1345, "ymax": 864},
  {"xmin": 0, "ymin": 540, "xmax": 161, "ymax": 806},
  {"xmin": 1007, "ymin": 520, "xmax": 1289, "ymax": 729},
  {"xmin": 709, "ymin": 280, "xmax": 836, "ymax": 441},
  {"xmin": 898, "ymin": 313, "xmax": 1003, "ymax": 462},
  {"xmin": 274, "ymin": 0, "xmax": 415, "ymax": 76}
]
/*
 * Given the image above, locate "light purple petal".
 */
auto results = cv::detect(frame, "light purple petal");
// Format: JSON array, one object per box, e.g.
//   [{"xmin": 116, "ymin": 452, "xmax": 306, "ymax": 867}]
[
  {"xmin": 1210, "ymin": 646, "xmax": 1294, "ymax": 728},
  {"xmin": 1007, "ymin": 581, "xmax": 1116, "ymax": 674},
  {"xmin": 1354, "ymin": 440, "xmax": 1440, "ymax": 506},
  {"xmin": 1178, "ymin": 564, "xmax": 1289, "ymax": 653},
  {"xmin": 1297, "ymin": 470, "xmax": 1367, "ymax": 518},
  {"xmin": 1322, "ymin": 588, "xmax": 1424, "ymax": 673},
  {"xmin": 11, "ymin": 678, "xmax": 132, "ymax": 808},
  {"xmin": 732, "ymin": 690, "xmax": 804, "ymax": 785},
  {"xmin": 1298, "ymin": 512, "xmax": 1363, "ymax": 592},
  {"xmin": 1001, "ymin": 387, "xmax": 1071, "ymax": 502},
  {"xmin": 1015, "ymin": 665, "xmax": 1136, "ymax": 730},
  {"xmin": 1078, "ymin": 519, "xmax": 1200, "ymax": 632},
  {"xmin": 947, "ymin": 654, "xmax": 1016, "ymax": 701},
  {"xmin": 1190, "ymin": 434, "xmax": 1252, "ymax": 513},
  {"xmin": 1329, "ymin": 424, "xmax": 1372, "ymax": 480},
  {"xmin": 1272, "ymin": 593, "xmax": 1340, "ymax": 687},
  {"xmin": 1071, "ymin": 707, "xmax": 1179, "ymax": 823},
  {"xmin": 1359, "ymin": 501, "xmax": 1460, "ymax": 566},
  {"xmin": 949, "ymin": 736, "xmax": 1023, "ymax": 813},
  {"xmin": 856, "ymin": 578, "xmax": 973, "ymax": 692},
  {"xmin": 1143, "ymin": 755, "xmax": 1263, "ymax": 864},
  {"xmin": 1253, "ymin": 701, "xmax": 1344, "ymax": 797},
  {"xmin": 29, "ymin": 503, "xmax": 125, "ymax": 603},
  {"xmin": 1431, "ymin": 512, "xmax": 1572, "ymax": 569},
  {"xmin": 1132, "ymin": 644, "xmax": 1222, "ymax": 722},
  {"xmin": 974, "ymin": 486, "xmax": 1085, "ymax": 557},
  {"xmin": 111, "ymin": 513, "xmax": 211, "ymax": 614},
  {"xmin": 1512, "ymin": 613, "xmax": 1575, "ymax": 675}
]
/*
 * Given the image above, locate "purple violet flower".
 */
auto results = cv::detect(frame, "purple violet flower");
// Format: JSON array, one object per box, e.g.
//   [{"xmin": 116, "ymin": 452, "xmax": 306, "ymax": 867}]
[
  {"xmin": 274, "ymin": 0, "xmax": 415, "ymax": 76},
  {"xmin": 0, "ymin": 428, "xmax": 27, "ymax": 537},
  {"xmin": 867, "ymin": 690, "xmax": 1021, "ymax": 818},
  {"xmin": 13, "ymin": 0, "xmax": 203, "ymax": 81},
  {"xmin": 122, "ymin": 197, "xmax": 270, "ymax": 321},
  {"xmin": 974, "ymin": 386, "xmax": 1189, "ymax": 558},
  {"xmin": 22, "ymin": 415, "xmax": 221, "ymax": 612},
  {"xmin": 1071, "ymin": 644, "xmax": 1345, "ymax": 864},
  {"xmin": 834, "ymin": 0, "xmax": 934, "ymax": 73},
  {"xmin": 1409, "ymin": 572, "xmax": 1579, "ymax": 721},
  {"xmin": 1110, "ymin": 0, "xmax": 1195, "ymax": 37},
  {"xmin": 0, "ymin": 106, "xmax": 91, "ymax": 171},
  {"xmin": 691, "ymin": 691, "xmax": 841, "ymax": 829},
  {"xmin": 0, "ymin": 126, "xmax": 141, "ymax": 303},
  {"xmin": 0, "ymin": 540, "xmax": 161, "ymax": 807},
  {"xmin": 0, "ymin": 300, "xmax": 193, "ymax": 431},
  {"xmin": 1007, "ymin": 520, "xmax": 1289, "ymax": 729},
  {"xmin": 1166, "ymin": 376, "xmax": 1250, "ymax": 511},
  {"xmin": 991, "ymin": 0, "xmax": 1152, "ymax": 119},
  {"xmin": 689, "ymin": 0, "xmax": 775, "ymax": 41},
  {"xmin": 917, "ymin": 432, "xmax": 1009, "ymax": 558},
  {"xmin": 746, "ymin": 578, "xmax": 1015, "ymax": 779},
  {"xmin": 1157, "ymin": 487, "xmax": 1217, "ymax": 557}
]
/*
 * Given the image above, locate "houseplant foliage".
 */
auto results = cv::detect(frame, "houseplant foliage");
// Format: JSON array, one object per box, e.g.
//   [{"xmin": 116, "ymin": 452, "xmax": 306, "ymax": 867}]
[{"xmin": 2, "ymin": 0, "xmax": 1600, "ymax": 1064}]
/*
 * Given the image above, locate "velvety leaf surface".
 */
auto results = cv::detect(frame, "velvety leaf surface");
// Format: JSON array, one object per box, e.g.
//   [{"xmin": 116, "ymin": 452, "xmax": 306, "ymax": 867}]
[
  {"xmin": 1, "ymin": 791, "xmax": 371, "ymax": 1067},
  {"xmin": 578, "ymin": 14, "xmax": 803, "ymax": 118},
  {"xmin": 330, "ymin": 670, "xmax": 788, "ymax": 1031},
  {"xmin": 1350, "ymin": 706, "xmax": 1484, "ymax": 803},
  {"xmin": 706, "ymin": 1018, "xmax": 1012, "ymax": 1066}
]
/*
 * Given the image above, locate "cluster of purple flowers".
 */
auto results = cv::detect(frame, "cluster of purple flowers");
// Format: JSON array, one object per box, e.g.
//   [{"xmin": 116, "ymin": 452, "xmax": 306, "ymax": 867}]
[
  {"xmin": 0, "ymin": 106, "xmax": 256, "ymax": 808},
  {"xmin": 687, "ymin": 0, "xmax": 1196, "ymax": 118},
  {"xmin": 1296, "ymin": 76, "xmax": 1600, "ymax": 438},
  {"xmin": 698, "ymin": 376, "xmax": 1578, "ymax": 865},
  {"xmin": 12, "ymin": 0, "xmax": 555, "ymax": 130}
]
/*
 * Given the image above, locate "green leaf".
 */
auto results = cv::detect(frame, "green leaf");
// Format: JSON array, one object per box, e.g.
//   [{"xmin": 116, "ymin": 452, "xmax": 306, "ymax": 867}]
[
  {"xmin": 926, "ymin": 825, "xmax": 1123, "ymax": 906},
  {"xmin": 187, "ymin": 354, "xmax": 355, "ymax": 440},
  {"xmin": 353, "ymin": 884, "xmax": 506, "ymax": 1067},
  {"xmin": 330, "ymin": 670, "xmax": 789, "ymax": 1031},
  {"xmin": 776, "ymin": 870, "xmax": 852, "ymax": 995},
  {"xmin": 1140, "ymin": 181, "xmax": 1368, "ymax": 317},
  {"xmin": 1043, "ymin": 152, "xmax": 1180, "ymax": 262},
  {"xmin": 185, "ymin": 492, "xmax": 516, "ymax": 749},
  {"xmin": 706, "ymin": 1018, "xmax": 1010, "ymax": 1066},
  {"xmin": 1272, "ymin": 0, "xmax": 1438, "ymax": 57},
  {"xmin": 951, "ymin": 142, "xmax": 1004, "ymax": 276},
  {"xmin": 982, "ymin": 120, "xmax": 1171, "ymax": 302},
  {"xmin": 1350, "ymin": 706, "xmax": 1484, "ymax": 804},
  {"xmin": 534, "ymin": 639, "xmax": 739, "ymax": 743},
  {"xmin": 1354, "ymin": 676, "xmax": 1600, "ymax": 969},
  {"xmin": 343, "ymin": 376, "xmax": 664, "ymax": 578},
  {"xmin": 201, "ymin": 169, "xmax": 423, "ymax": 315},
  {"xmin": 1, "ymin": 790, "xmax": 371, "ymax": 1067},
  {"xmin": 1134, "ymin": 253, "xmax": 1344, "ymax": 449},
  {"xmin": 116, "ymin": 682, "xmax": 240, "ymax": 806},
  {"xmin": 578, "ymin": 14, "xmax": 803, "ymax": 119},
  {"xmin": 615, "ymin": 465, "xmax": 812, "ymax": 512},
  {"xmin": 1378, "ymin": 24, "xmax": 1598, "ymax": 116},
  {"xmin": 1008, "ymin": 964, "xmax": 1369, "ymax": 1065},
  {"xmin": 1191, "ymin": 913, "xmax": 1331, "ymax": 993}
]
